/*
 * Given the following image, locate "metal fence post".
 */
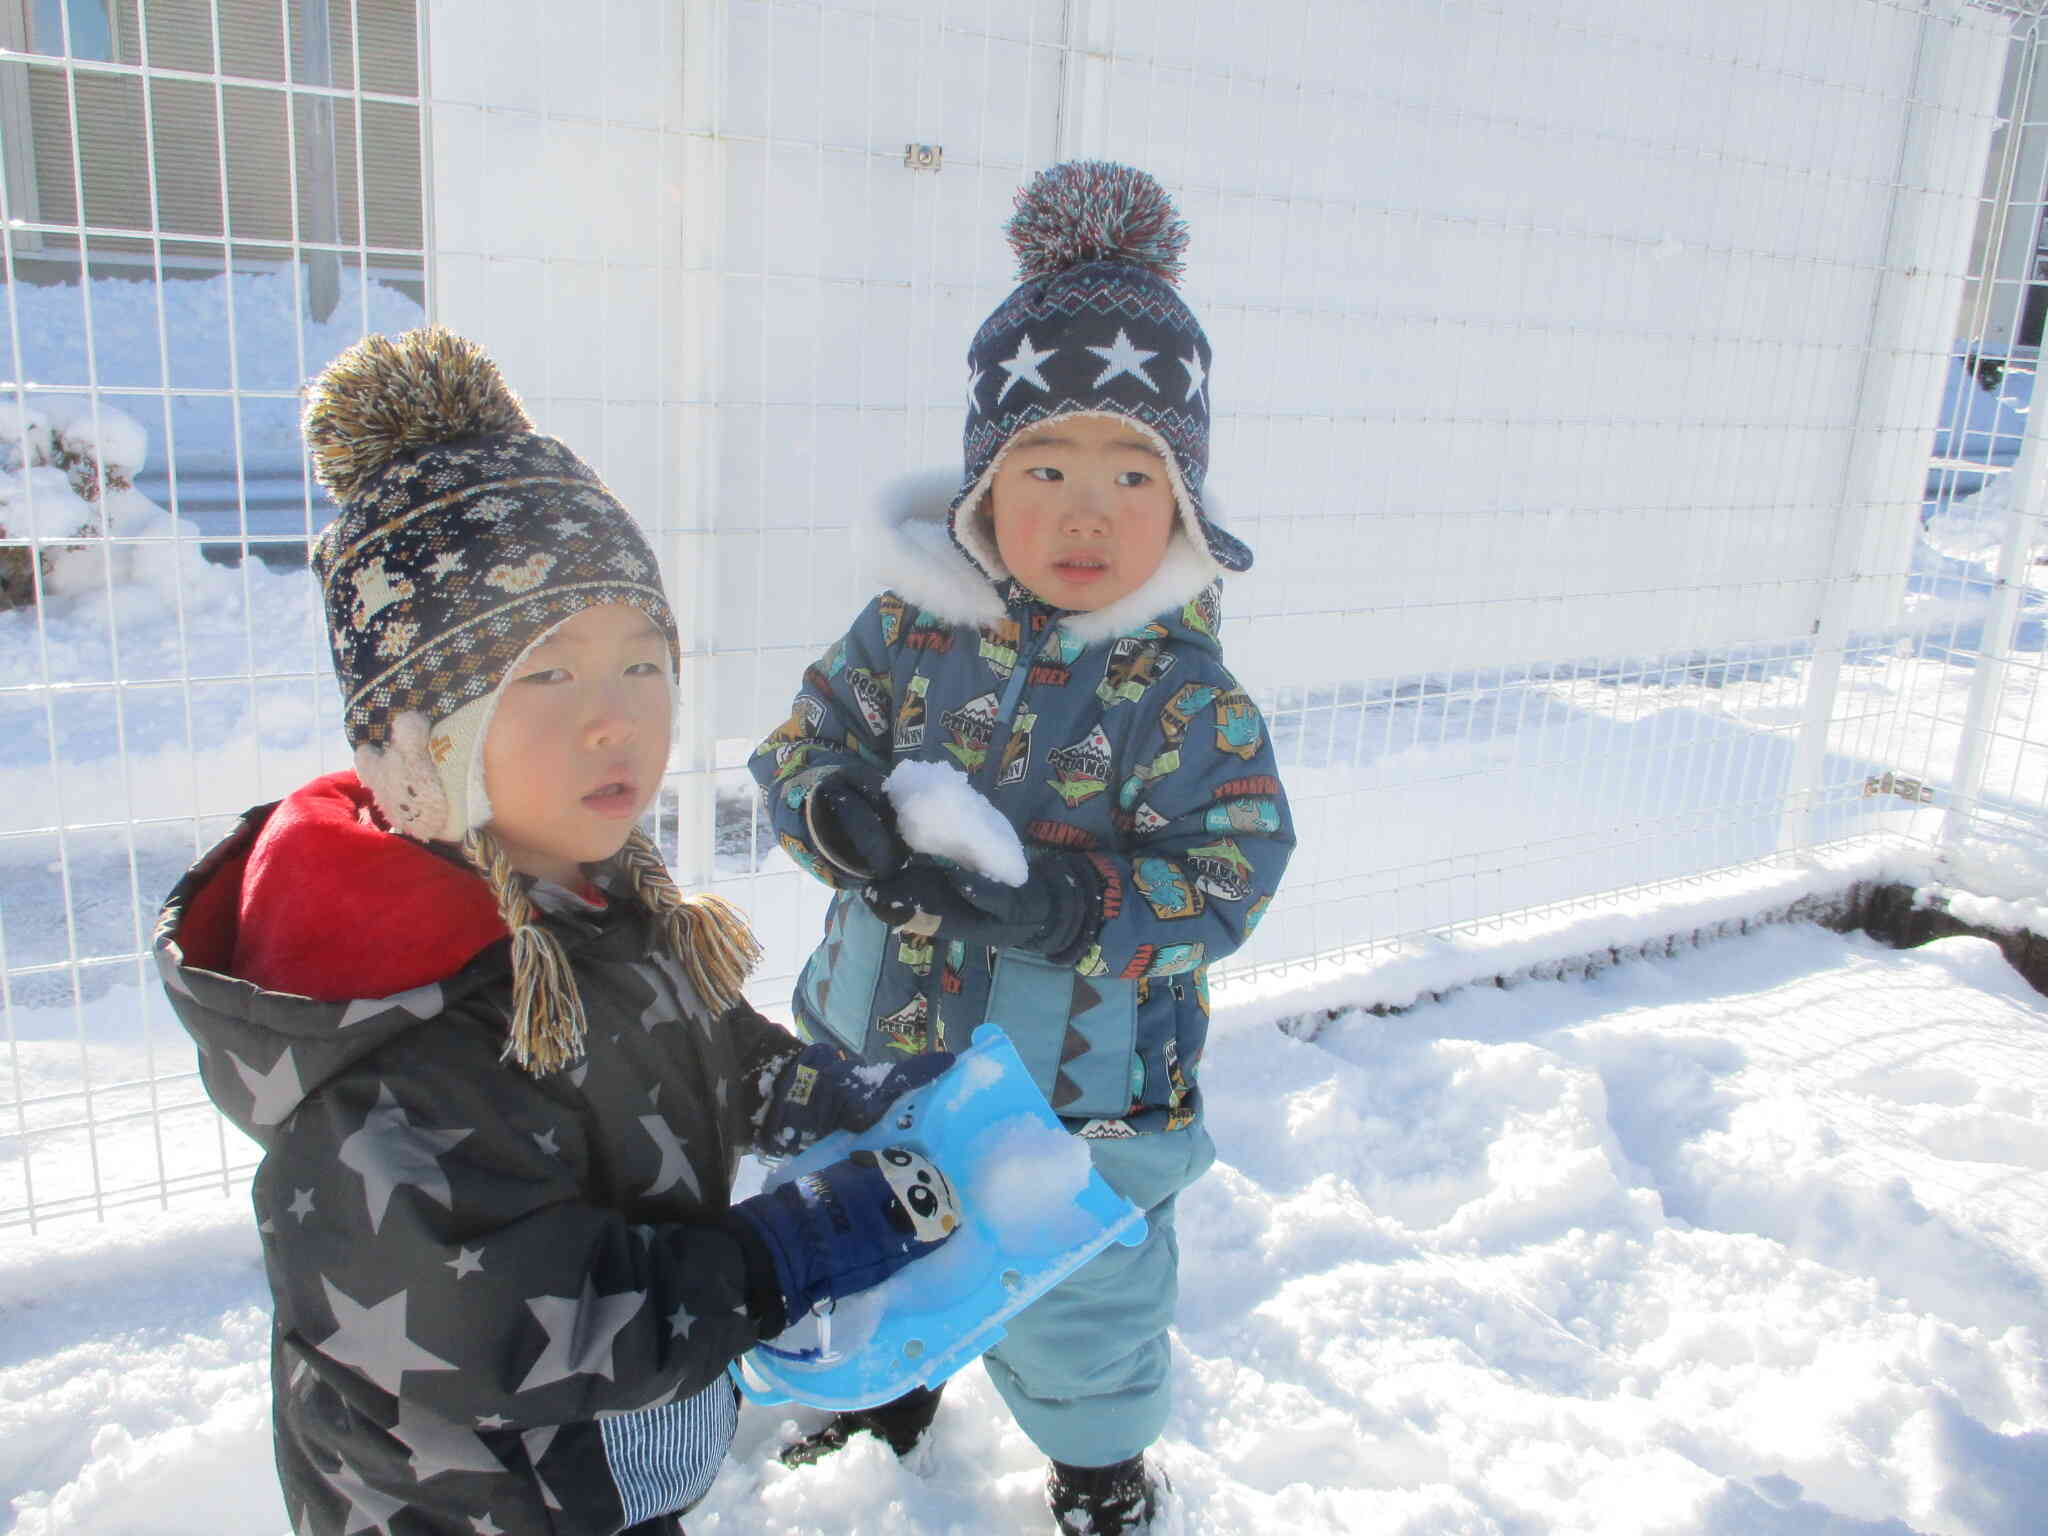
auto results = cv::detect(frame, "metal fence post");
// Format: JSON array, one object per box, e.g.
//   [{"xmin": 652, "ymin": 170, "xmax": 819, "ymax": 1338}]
[
  {"xmin": 1779, "ymin": 7, "xmax": 1992, "ymax": 856},
  {"xmin": 669, "ymin": 0, "xmax": 727, "ymax": 892},
  {"xmin": 1944, "ymin": 422, "xmax": 2048, "ymax": 849},
  {"xmin": 1945, "ymin": 238, "xmax": 2048, "ymax": 845},
  {"xmin": 296, "ymin": 0, "xmax": 343, "ymax": 325}
]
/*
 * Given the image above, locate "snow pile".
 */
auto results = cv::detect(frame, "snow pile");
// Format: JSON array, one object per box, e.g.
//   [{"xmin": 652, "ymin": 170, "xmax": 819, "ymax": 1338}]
[
  {"xmin": 7, "ymin": 924, "xmax": 2046, "ymax": 1534},
  {"xmin": 1224, "ymin": 835, "xmax": 1936, "ymax": 1024},
  {"xmin": 1922, "ymin": 475, "xmax": 2048, "ymax": 572},
  {"xmin": 1928, "ymin": 822, "xmax": 2048, "ymax": 939},
  {"xmin": 886, "ymin": 760, "xmax": 1029, "ymax": 885},
  {"xmin": 3, "ymin": 268, "xmax": 426, "ymax": 400}
]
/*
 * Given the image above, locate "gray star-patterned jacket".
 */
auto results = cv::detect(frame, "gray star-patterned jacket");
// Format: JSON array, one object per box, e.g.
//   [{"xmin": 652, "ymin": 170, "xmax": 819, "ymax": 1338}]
[{"xmin": 154, "ymin": 779, "xmax": 805, "ymax": 1536}]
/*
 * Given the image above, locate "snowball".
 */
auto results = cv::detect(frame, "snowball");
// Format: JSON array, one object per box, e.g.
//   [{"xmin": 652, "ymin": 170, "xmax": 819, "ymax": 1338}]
[
  {"xmin": 967, "ymin": 1113, "xmax": 1096, "ymax": 1243},
  {"xmin": 885, "ymin": 760, "xmax": 1029, "ymax": 885}
]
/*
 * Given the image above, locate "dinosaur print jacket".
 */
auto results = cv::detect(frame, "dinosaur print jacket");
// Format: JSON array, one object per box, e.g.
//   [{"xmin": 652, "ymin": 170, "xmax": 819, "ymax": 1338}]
[{"xmin": 750, "ymin": 473, "xmax": 1295, "ymax": 1137}]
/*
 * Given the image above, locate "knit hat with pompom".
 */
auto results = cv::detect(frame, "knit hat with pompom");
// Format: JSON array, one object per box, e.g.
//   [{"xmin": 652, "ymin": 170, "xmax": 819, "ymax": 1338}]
[
  {"xmin": 306, "ymin": 326, "xmax": 678, "ymax": 845},
  {"xmin": 951, "ymin": 161, "xmax": 1251, "ymax": 578},
  {"xmin": 305, "ymin": 328, "xmax": 758, "ymax": 1074}
]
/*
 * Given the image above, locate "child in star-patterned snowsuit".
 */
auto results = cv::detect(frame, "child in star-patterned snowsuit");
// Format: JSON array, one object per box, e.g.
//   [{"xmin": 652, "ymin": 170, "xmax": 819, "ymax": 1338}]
[
  {"xmin": 749, "ymin": 163, "xmax": 1294, "ymax": 1532},
  {"xmin": 155, "ymin": 329, "xmax": 958, "ymax": 1536}
]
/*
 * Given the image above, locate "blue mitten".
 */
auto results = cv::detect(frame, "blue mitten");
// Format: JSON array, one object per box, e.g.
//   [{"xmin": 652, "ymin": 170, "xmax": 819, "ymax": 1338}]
[
  {"xmin": 759, "ymin": 1042, "xmax": 956, "ymax": 1157},
  {"xmin": 804, "ymin": 761, "xmax": 909, "ymax": 879},
  {"xmin": 862, "ymin": 854, "xmax": 1098, "ymax": 962},
  {"xmin": 726, "ymin": 1147, "xmax": 960, "ymax": 1338}
]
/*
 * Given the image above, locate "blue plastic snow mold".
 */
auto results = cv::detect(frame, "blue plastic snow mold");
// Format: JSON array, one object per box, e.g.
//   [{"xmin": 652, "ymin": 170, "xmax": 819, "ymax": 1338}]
[{"xmin": 728, "ymin": 1024, "xmax": 1147, "ymax": 1412}]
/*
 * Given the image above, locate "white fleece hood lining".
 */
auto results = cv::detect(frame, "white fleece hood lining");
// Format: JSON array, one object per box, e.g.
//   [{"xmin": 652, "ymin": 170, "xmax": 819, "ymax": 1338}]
[{"xmin": 871, "ymin": 414, "xmax": 1228, "ymax": 643}]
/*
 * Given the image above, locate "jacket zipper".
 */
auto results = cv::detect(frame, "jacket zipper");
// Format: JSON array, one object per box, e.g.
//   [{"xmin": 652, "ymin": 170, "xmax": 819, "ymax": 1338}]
[
  {"xmin": 978, "ymin": 614, "xmax": 1057, "ymax": 798},
  {"xmin": 928, "ymin": 609, "xmax": 1058, "ymax": 1038}
]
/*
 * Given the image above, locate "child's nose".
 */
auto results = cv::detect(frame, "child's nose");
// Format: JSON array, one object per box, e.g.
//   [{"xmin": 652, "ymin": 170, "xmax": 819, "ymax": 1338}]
[
  {"xmin": 587, "ymin": 714, "xmax": 634, "ymax": 750},
  {"xmin": 1061, "ymin": 485, "xmax": 1112, "ymax": 533},
  {"xmin": 585, "ymin": 687, "xmax": 641, "ymax": 748}
]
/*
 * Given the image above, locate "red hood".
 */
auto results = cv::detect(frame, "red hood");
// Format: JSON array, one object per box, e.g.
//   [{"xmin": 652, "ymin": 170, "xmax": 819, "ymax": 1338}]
[{"xmin": 203, "ymin": 771, "xmax": 510, "ymax": 1000}]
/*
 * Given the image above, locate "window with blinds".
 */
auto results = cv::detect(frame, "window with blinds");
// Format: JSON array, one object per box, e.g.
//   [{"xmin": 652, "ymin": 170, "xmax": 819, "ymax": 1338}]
[{"xmin": 17, "ymin": 0, "xmax": 420, "ymax": 267}]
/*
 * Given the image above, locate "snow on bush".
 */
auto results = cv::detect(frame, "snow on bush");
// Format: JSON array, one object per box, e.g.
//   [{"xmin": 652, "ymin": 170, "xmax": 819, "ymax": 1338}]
[
  {"xmin": 0, "ymin": 396, "xmax": 333, "ymax": 834},
  {"xmin": 2, "ymin": 398, "xmax": 133, "ymax": 605},
  {"xmin": 0, "ymin": 396, "xmax": 221, "ymax": 610}
]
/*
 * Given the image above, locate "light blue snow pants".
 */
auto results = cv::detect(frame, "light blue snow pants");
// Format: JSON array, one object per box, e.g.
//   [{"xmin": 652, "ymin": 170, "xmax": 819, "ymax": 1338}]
[{"xmin": 980, "ymin": 1117, "xmax": 1216, "ymax": 1467}]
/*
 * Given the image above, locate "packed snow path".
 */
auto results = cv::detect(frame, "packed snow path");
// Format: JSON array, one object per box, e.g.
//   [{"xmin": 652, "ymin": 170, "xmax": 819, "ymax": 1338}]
[{"xmin": 3, "ymin": 925, "xmax": 2043, "ymax": 1534}]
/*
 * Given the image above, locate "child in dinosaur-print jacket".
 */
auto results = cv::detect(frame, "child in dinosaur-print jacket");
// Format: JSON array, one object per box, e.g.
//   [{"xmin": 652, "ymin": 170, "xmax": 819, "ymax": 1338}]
[{"xmin": 749, "ymin": 162, "xmax": 1294, "ymax": 1534}]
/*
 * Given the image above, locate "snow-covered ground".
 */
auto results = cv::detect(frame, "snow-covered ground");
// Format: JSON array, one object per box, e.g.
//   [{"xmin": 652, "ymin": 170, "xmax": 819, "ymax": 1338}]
[{"xmin": 4, "ymin": 922, "xmax": 2044, "ymax": 1535}]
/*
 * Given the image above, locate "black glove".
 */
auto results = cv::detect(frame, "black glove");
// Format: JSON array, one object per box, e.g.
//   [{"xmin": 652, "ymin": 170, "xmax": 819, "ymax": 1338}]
[
  {"xmin": 862, "ymin": 854, "xmax": 1097, "ymax": 962},
  {"xmin": 804, "ymin": 762, "xmax": 909, "ymax": 880},
  {"xmin": 726, "ymin": 1147, "xmax": 961, "ymax": 1338},
  {"xmin": 758, "ymin": 1041, "xmax": 957, "ymax": 1157}
]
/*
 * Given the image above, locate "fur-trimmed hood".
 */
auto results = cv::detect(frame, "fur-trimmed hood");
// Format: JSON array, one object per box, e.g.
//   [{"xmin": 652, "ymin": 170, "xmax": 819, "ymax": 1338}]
[{"xmin": 869, "ymin": 467, "xmax": 1233, "ymax": 647}]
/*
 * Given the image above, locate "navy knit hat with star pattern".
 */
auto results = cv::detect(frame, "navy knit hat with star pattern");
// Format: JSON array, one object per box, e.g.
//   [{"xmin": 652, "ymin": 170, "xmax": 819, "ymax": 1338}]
[{"xmin": 951, "ymin": 161, "xmax": 1252, "ymax": 577}]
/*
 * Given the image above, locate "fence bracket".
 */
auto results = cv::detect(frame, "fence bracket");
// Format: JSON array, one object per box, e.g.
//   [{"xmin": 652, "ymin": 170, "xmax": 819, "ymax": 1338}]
[{"xmin": 1865, "ymin": 771, "xmax": 1937, "ymax": 804}]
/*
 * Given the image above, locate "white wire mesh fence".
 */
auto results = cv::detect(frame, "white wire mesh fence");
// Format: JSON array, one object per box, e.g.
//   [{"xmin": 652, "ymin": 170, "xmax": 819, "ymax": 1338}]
[
  {"xmin": 2, "ymin": 0, "xmax": 2042, "ymax": 1232},
  {"xmin": 694, "ymin": 0, "xmax": 2018, "ymax": 993},
  {"xmin": 1918, "ymin": 18, "xmax": 2048, "ymax": 927},
  {"xmin": 1, "ymin": 0, "xmax": 426, "ymax": 1228}
]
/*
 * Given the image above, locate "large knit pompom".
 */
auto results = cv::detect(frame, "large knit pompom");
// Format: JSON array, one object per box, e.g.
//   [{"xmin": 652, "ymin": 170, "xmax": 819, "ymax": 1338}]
[
  {"xmin": 1006, "ymin": 161, "xmax": 1189, "ymax": 285},
  {"xmin": 303, "ymin": 326, "xmax": 532, "ymax": 504}
]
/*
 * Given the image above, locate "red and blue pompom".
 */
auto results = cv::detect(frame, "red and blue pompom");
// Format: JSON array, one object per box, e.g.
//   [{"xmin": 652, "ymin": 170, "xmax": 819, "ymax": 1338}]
[{"xmin": 1006, "ymin": 161, "xmax": 1189, "ymax": 286}]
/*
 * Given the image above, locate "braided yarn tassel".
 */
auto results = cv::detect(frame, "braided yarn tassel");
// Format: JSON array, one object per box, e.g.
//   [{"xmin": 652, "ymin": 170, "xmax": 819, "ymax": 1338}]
[
  {"xmin": 463, "ymin": 828, "xmax": 588, "ymax": 1074},
  {"xmin": 616, "ymin": 828, "xmax": 762, "ymax": 1013}
]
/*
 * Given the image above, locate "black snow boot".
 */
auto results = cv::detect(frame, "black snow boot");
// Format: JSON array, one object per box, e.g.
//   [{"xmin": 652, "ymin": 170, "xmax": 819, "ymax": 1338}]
[
  {"xmin": 1046, "ymin": 1454, "xmax": 1167, "ymax": 1534},
  {"xmin": 778, "ymin": 1384, "xmax": 945, "ymax": 1468}
]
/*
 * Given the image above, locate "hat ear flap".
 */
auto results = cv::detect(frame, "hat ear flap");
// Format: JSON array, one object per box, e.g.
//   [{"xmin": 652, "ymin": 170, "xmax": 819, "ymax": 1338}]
[{"xmin": 354, "ymin": 711, "xmax": 451, "ymax": 841}]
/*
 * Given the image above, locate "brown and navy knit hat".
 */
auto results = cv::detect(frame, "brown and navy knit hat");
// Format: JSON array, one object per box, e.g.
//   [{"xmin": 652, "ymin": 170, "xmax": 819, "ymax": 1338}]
[
  {"xmin": 303, "ymin": 328, "xmax": 757, "ymax": 1076},
  {"xmin": 951, "ymin": 161, "xmax": 1253, "ymax": 580},
  {"xmin": 306, "ymin": 327, "xmax": 680, "ymax": 846}
]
